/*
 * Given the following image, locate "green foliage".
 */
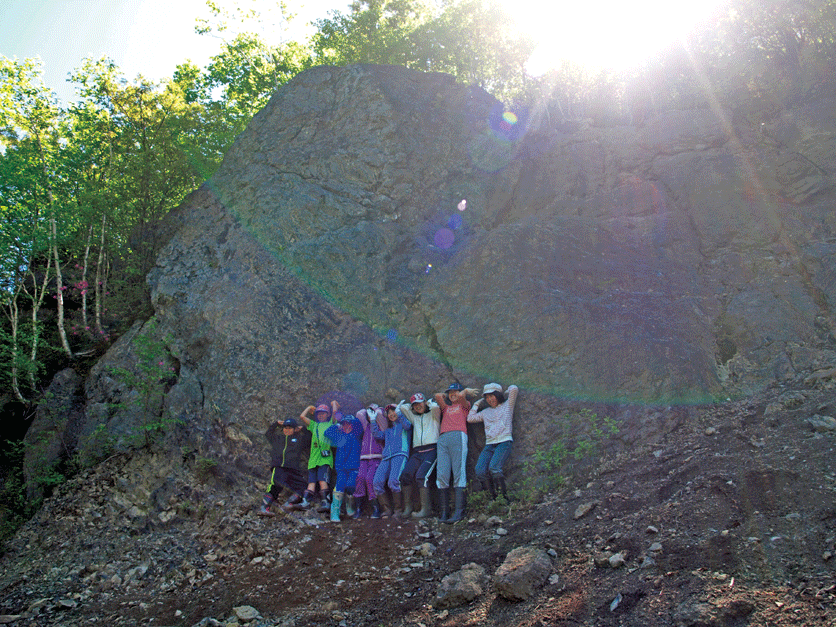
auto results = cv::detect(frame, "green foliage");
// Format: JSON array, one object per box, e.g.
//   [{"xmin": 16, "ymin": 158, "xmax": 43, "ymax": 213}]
[
  {"xmin": 73, "ymin": 423, "xmax": 117, "ymax": 469},
  {"xmin": 516, "ymin": 409, "xmax": 619, "ymax": 504},
  {"xmin": 107, "ymin": 317, "xmax": 182, "ymax": 448},
  {"xmin": 468, "ymin": 488, "xmax": 510, "ymax": 517},
  {"xmin": 0, "ymin": 441, "xmax": 31, "ymax": 544},
  {"xmin": 195, "ymin": 456, "xmax": 219, "ymax": 482}
]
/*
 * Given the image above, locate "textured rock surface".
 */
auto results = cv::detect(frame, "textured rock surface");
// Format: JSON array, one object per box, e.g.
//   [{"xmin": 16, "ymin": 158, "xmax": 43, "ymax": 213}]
[
  {"xmin": 68, "ymin": 64, "xmax": 835, "ymax": 463},
  {"xmin": 493, "ymin": 546, "xmax": 552, "ymax": 601}
]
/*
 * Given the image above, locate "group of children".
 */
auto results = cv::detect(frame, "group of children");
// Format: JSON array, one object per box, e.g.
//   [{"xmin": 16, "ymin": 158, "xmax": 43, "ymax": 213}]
[{"xmin": 258, "ymin": 381, "xmax": 519, "ymax": 524}]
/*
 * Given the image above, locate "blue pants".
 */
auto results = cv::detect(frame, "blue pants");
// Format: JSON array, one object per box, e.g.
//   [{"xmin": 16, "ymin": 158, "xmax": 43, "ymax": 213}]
[
  {"xmin": 373, "ymin": 456, "xmax": 407, "ymax": 493},
  {"xmin": 474, "ymin": 440, "xmax": 513, "ymax": 481},
  {"xmin": 335, "ymin": 468, "xmax": 359, "ymax": 494}
]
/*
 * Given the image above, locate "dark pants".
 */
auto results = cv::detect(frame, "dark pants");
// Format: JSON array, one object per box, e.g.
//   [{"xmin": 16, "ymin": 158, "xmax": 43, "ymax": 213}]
[
  {"xmin": 400, "ymin": 447, "xmax": 437, "ymax": 488},
  {"xmin": 267, "ymin": 466, "xmax": 307, "ymax": 499}
]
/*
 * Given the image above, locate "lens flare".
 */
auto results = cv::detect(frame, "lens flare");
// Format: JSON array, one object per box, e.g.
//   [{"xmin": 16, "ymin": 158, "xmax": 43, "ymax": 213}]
[
  {"xmin": 434, "ymin": 228, "xmax": 455, "ymax": 250},
  {"xmin": 447, "ymin": 213, "xmax": 463, "ymax": 230}
]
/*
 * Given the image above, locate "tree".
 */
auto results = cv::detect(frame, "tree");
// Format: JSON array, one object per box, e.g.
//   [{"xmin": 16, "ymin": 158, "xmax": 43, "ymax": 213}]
[
  {"xmin": 0, "ymin": 57, "xmax": 74, "ymax": 402},
  {"xmin": 312, "ymin": 0, "xmax": 535, "ymax": 104}
]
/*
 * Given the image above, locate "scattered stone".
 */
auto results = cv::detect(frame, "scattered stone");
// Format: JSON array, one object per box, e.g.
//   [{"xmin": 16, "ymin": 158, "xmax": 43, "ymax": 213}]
[
  {"xmin": 649, "ymin": 542, "xmax": 663, "ymax": 553},
  {"xmin": 485, "ymin": 516, "xmax": 503, "ymax": 527},
  {"xmin": 608, "ymin": 552, "xmax": 627, "ymax": 568},
  {"xmin": 594, "ymin": 552, "xmax": 613, "ymax": 568},
  {"xmin": 823, "ymin": 551, "xmax": 833, "ymax": 561},
  {"xmin": 807, "ymin": 415, "xmax": 836, "ymax": 432},
  {"xmin": 433, "ymin": 563, "xmax": 486, "ymax": 608},
  {"xmin": 494, "ymin": 546, "xmax": 553, "ymax": 602},
  {"xmin": 704, "ymin": 427, "xmax": 717, "ymax": 436},
  {"xmin": 0, "ymin": 618, "xmax": 22, "ymax": 625},
  {"xmin": 646, "ymin": 525, "xmax": 659, "ymax": 534},
  {"xmin": 574, "ymin": 502, "xmax": 597, "ymax": 519},
  {"xmin": 496, "ymin": 527, "xmax": 508, "ymax": 536},
  {"xmin": 233, "ymin": 605, "xmax": 260, "ymax": 622},
  {"xmin": 548, "ymin": 574, "xmax": 560, "ymax": 585},
  {"xmin": 639, "ymin": 556, "xmax": 656, "ymax": 569}
]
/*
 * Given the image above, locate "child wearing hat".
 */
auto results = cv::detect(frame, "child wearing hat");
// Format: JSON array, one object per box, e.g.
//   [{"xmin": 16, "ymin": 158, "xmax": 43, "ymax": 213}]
[
  {"xmin": 298, "ymin": 400, "xmax": 340, "ymax": 512},
  {"xmin": 258, "ymin": 416, "xmax": 308, "ymax": 516},
  {"xmin": 434, "ymin": 382, "xmax": 478, "ymax": 523},
  {"xmin": 397, "ymin": 393, "xmax": 441, "ymax": 518},
  {"xmin": 324, "ymin": 412, "xmax": 364, "ymax": 522},
  {"xmin": 372, "ymin": 403, "xmax": 413, "ymax": 517},
  {"xmin": 468, "ymin": 383, "xmax": 519, "ymax": 500}
]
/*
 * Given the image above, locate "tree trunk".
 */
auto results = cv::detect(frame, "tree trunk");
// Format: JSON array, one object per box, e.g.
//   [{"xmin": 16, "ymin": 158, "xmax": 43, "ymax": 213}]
[
  {"xmin": 51, "ymin": 214, "xmax": 73, "ymax": 358},
  {"xmin": 81, "ymin": 223, "xmax": 93, "ymax": 332},
  {"xmin": 95, "ymin": 214, "xmax": 107, "ymax": 337}
]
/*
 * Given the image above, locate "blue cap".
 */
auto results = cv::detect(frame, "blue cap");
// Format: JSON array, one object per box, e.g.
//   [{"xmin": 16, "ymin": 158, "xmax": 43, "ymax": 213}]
[{"xmin": 446, "ymin": 382, "xmax": 464, "ymax": 392}]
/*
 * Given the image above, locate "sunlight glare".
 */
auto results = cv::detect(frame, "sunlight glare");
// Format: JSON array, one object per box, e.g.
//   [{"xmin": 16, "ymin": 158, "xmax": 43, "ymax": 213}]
[{"xmin": 515, "ymin": 0, "xmax": 727, "ymax": 75}]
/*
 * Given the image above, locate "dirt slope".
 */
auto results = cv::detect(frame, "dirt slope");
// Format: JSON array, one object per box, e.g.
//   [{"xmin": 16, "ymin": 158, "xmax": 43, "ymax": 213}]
[{"xmin": 1, "ymin": 383, "xmax": 834, "ymax": 626}]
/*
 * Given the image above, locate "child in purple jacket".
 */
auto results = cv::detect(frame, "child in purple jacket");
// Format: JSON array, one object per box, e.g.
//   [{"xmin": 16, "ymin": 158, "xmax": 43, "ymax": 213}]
[
  {"xmin": 352, "ymin": 405, "xmax": 385, "ymax": 518},
  {"xmin": 324, "ymin": 413, "xmax": 363, "ymax": 522}
]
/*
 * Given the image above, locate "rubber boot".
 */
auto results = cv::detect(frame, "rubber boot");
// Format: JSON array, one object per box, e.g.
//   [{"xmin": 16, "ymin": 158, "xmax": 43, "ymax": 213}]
[
  {"xmin": 258, "ymin": 493, "xmax": 276, "ymax": 516},
  {"xmin": 352, "ymin": 496, "xmax": 365, "ymax": 519},
  {"xmin": 412, "ymin": 486, "xmax": 432, "ymax": 518},
  {"xmin": 345, "ymin": 494, "xmax": 356, "ymax": 517},
  {"xmin": 330, "ymin": 491, "xmax": 343, "ymax": 522},
  {"xmin": 392, "ymin": 490, "xmax": 404, "ymax": 518},
  {"xmin": 446, "ymin": 487, "xmax": 466, "ymax": 524},
  {"xmin": 317, "ymin": 489, "xmax": 331, "ymax": 513},
  {"xmin": 493, "ymin": 474, "xmax": 508, "ymax": 501},
  {"xmin": 378, "ymin": 491, "xmax": 394, "ymax": 518},
  {"xmin": 371, "ymin": 498, "xmax": 382, "ymax": 519},
  {"xmin": 282, "ymin": 493, "xmax": 302, "ymax": 510},
  {"xmin": 438, "ymin": 488, "xmax": 451, "ymax": 522},
  {"xmin": 300, "ymin": 490, "xmax": 315, "ymax": 509},
  {"xmin": 487, "ymin": 475, "xmax": 497, "ymax": 499},
  {"xmin": 400, "ymin": 485, "xmax": 414, "ymax": 517}
]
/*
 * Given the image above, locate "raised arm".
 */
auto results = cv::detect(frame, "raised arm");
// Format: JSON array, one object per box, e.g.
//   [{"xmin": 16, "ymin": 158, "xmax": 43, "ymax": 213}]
[
  {"xmin": 467, "ymin": 398, "xmax": 484, "ymax": 423},
  {"xmin": 298, "ymin": 404, "xmax": 315, "ymax": 426}
]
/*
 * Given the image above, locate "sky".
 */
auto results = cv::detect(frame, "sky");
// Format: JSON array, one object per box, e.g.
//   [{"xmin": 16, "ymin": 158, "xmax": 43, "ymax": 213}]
[
  {"xmin": 1, "ymin": 0, "xmax": 730, "ymax": 107},
  {"xmin": 0, "ymin": 0, "xmax": 350, "ymax": 105}
]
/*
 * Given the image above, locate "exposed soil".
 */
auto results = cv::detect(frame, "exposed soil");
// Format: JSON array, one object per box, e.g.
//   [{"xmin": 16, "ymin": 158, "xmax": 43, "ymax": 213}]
[{"xmin": 1, "ymin": 381, "xmax": 835, "ymax": 626}]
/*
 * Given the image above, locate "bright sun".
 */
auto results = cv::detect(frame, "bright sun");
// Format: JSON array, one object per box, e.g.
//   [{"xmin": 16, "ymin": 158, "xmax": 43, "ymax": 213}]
[{"xmin": 513, "ymin": 0, "xmax": 728, "ymax": 75}]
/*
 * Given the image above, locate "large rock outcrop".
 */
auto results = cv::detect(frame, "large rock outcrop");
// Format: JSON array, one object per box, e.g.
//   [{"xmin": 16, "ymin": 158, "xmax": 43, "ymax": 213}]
[{"xmin": 78, "ymin": 64, "xmax": 834, "ymax": 458}]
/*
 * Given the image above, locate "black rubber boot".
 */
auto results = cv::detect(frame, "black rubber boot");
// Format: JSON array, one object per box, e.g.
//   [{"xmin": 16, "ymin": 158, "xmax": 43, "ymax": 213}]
[
  {"xmin": 371, "ymin": 498, "xmax": 382, "ymax": 519},
  {"xmin": 446, "ymin": 487, "xmax": 466, "ymax": 524},
  {"xmin": 492, "ymin": 474, "xmax": 508, "ymax": 501},
  {"xmin": 352, "ymin": 496, "xmax": 365, "ymax": 519},
  {"xmin": 438, "ymin": 488, "xmax": 451, "ymax": 522}
]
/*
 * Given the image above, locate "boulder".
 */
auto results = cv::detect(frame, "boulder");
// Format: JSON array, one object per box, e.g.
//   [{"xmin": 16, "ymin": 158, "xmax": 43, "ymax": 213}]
[
  {"xmin": 493, "ymin": 546, "xmax": 552, "ymax": 601},
  {"xmin": 433, "ymin": 563, "xmax": 487, "ymax": 608}
]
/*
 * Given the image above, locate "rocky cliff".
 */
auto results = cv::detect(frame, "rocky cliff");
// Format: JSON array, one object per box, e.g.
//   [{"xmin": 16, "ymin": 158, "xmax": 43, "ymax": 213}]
[{"xmin": 45, "ymin": 63, "xmax": 836, "ymax": 468}]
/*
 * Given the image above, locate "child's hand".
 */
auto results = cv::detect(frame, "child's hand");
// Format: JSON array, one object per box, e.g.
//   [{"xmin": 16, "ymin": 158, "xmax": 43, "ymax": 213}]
[{"xmin": 464, "ymin": 387, "xmax": 479, "ymax": 398}]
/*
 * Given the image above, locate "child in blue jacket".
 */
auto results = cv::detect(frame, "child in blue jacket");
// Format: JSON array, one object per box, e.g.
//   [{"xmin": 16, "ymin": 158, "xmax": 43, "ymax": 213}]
[
  {"xmin": 324, "ymin": 412, "xmax": 364, "ymax": 522},
  {"xmin": 372, "ymin": 404, "xmax": 412, "ymax": 517}
]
